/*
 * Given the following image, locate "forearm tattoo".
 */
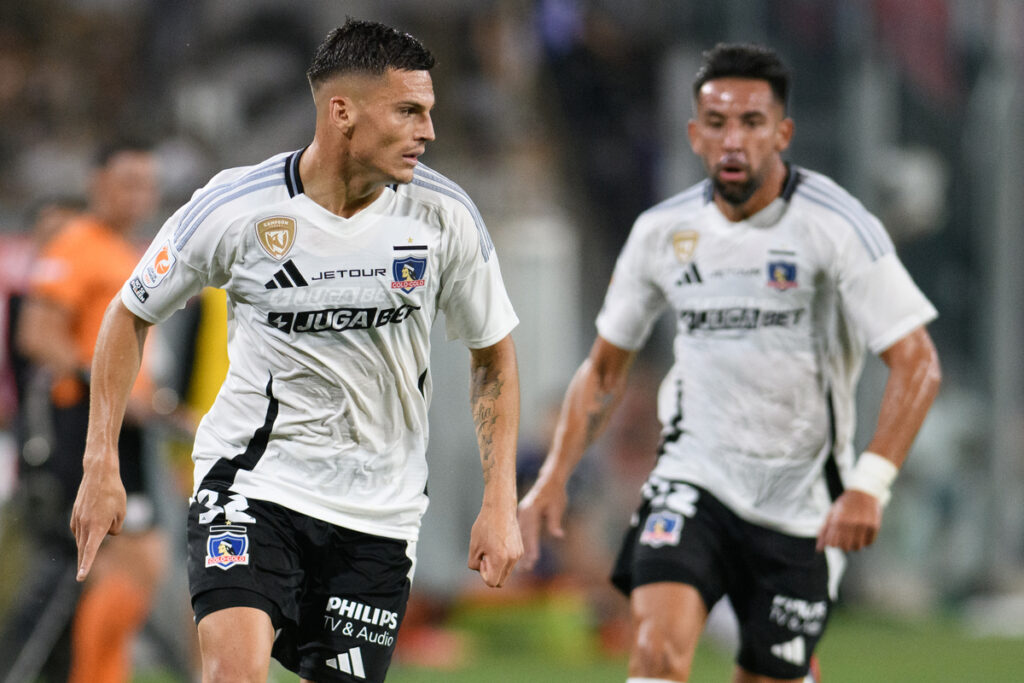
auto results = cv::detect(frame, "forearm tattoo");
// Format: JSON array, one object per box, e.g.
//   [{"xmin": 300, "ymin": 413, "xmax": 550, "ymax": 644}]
[{"xmin": 471, "ymin": 359, "xmax": 504, "ymax": 482}]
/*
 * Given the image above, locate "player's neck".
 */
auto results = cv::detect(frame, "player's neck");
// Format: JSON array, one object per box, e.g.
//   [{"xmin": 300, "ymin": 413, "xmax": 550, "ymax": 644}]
[
  {"xmin": 713, "ymin": 159, "xmax": 788, "ymax": 222},
  {"xmin": 299, "ymin": 140, "xmax": 386, "ymax": 219}
]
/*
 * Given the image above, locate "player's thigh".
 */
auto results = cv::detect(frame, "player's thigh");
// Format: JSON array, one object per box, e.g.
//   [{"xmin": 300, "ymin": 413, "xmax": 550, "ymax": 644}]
[
  {"xmin": 281, "ymin": 526, "xmax": 413, "ymax": 683},
  {"xmin": 197, "ymin": 606, "xmax": 274, "ymax": 682},
  {"xmin": 628, "ymin": 581, "xmax": 707, "ymax": 678},
  {"xmin": 731, "ymin": 523, "xmax": 837, "ymax": 681}
]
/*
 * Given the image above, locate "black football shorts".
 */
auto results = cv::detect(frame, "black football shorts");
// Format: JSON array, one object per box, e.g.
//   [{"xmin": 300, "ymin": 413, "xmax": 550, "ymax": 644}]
[
  {"xmin": 187, "ymin": 493, "xmax": 414, "ymax": 682},
  {"xmin": 612, "ymin": 478, "xmax": 842, "ymax": 680}
]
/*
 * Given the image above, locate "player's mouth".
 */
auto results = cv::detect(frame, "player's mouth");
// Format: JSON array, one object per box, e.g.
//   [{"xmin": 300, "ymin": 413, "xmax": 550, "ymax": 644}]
[
  {"xmin": 402, "ymin": 150, "xmax": 424, "ymax": 165},
  {"xmin": 716, "ymin": 160, "xmax": 749, "ymax": 183}
]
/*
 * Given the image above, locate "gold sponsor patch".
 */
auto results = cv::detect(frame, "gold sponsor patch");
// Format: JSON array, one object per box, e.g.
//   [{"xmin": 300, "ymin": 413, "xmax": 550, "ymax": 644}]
[
  {"xmin": 672, "ymin": 230, "xmax": 698, "ymax": 263},
  {"xmin": 256, "ymin": 216, "xmax": 296, "ymax": 260}
]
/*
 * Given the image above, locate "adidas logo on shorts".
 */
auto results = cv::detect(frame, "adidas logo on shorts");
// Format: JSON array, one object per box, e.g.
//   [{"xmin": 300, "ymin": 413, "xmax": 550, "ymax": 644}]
[
  {"xmin": 326, "ymin": 646, "xmax": 365, "ymax": 678},
  {"xmin": 771, "ymin": 635, "xmax": 806, "ymax": 666}
]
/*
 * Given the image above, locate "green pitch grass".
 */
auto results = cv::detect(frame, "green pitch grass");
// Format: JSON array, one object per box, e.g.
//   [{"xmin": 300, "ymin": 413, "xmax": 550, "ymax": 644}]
[
  {"xmin": 380, "ymin": 600, "xmax": 1023, "ymax": 683},
  {"xmin": 134, "ymin": 594, "xmax": 1022, "ymax": 682}
]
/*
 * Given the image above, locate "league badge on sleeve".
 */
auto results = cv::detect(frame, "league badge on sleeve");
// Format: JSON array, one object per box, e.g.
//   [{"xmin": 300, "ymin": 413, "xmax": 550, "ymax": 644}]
[
  {"xmin": 391, "ymin": 256, "xmax": 427, "ymax": 293},
  {"xmin": 141, "ymin": 241, "xmax": 176, "ymax": 288},
  {"xmin": 639, "ymin": 511, "xmax": 683, "ymax": 547},
  {"xmin": 767, "ymin": 261, "xmax": 798, "ymax": 290},
  {"xmin": 205, "ymin": 525, "xmax": 250, "ymax": 570}
]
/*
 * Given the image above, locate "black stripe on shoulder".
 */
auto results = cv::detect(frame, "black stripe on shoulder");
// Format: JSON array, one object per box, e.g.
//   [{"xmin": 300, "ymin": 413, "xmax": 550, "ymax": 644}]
[
  {"xmin": 781, "ymin": 164, "xmax": 804, "ymax": 201},
  {"xmin": 285, "ymin": 148, "xmax": 307, "ymax": 197}
]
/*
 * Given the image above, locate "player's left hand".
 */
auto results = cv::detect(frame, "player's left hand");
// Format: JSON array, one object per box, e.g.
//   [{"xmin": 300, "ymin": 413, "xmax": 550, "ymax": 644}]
[
  {"xmin": 816, "ymin": 489, "xmax": 883, "ymax": 552},
  {"xmin": 468, "ymin": 500, "xmax": 523, "ymax": 587}
]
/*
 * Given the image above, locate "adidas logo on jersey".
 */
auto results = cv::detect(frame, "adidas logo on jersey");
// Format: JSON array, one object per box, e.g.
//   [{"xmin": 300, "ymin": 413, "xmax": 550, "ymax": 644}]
[
  {"xmin": 264, "ymin": 259, "xmax": 308, "ymax": 289},
  {"xmin": 770, "ymin": 635, "xmax": 806, "ymax": 666},
  {"xmin": 326, "ymin": 647, "xmax": 366, "ymax": 678},
  {"xmin": 675, "ymin": 262, "xmax": 703, "ymax": 286}
]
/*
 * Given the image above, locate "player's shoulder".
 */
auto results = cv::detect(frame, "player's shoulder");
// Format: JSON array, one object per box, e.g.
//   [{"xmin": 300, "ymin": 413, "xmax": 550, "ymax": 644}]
[
  {"xmin": 172, "ymin": 150, "xmax": 297, "ymax": 251},
  {"xmin": 400, "ymin": 164, "xmax": 494, "ymax": 260},
  {"xmin": 401, "ymin": 164, "xmax": 481, "ymax": 220},
  {"xmin": 788, "ymin": 165, "xmax": 894, "ymax": 258},
  {"xmin": 789, "ymin": 166, "xmax": 877, "ymax": 223},
  {"xmin": 633, "ymin": 179, "xmax": 712, "ymax": 233}
]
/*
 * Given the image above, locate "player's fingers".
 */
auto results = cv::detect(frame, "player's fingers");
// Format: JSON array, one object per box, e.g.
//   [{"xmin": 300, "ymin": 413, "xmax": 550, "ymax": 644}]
[
  {"xmin": 479, "ymin": 555, "xmax": 499, "ymax": 587},
  {"xmin": 76, "ymin": 528, "xmax": 102, "ymax": 581},
  {"xmin": 542, "ymin": 502, "xmax": 565, "ymax": 539},
  {"xmin": 518, "ymin": 518, "xmax": 540, "ymax": 570}
]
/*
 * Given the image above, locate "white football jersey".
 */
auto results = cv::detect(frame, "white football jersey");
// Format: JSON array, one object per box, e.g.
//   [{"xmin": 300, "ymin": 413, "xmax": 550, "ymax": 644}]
[
  {"xmin": 122, "ymin": 150, "xmax": 518, "ymax": 540},
  {"xmin": 596, "ymin": 167, "xmax": 936, "ymax": 537}
]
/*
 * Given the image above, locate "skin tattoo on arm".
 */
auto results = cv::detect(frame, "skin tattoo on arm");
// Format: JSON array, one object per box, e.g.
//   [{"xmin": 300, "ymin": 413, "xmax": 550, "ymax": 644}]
[{"xmin": 470, "ymin": 357, "xmax": 504, "ymax": 483}]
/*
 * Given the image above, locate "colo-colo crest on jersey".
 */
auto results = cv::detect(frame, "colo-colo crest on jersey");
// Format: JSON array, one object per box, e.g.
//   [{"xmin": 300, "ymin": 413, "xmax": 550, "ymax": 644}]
[{"xmin": 391, "ymin": 256, "xmax": 427, "ymax": 293}]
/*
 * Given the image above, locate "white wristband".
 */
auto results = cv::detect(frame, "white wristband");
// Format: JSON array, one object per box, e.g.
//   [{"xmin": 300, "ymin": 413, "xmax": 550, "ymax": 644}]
[{"xmin": 846, "ymin": 451, "xmax": 899, "ymax": 507}]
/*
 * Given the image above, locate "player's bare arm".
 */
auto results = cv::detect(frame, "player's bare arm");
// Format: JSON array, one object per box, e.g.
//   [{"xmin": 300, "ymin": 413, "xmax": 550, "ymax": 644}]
[
  {"xmin": 518, "ymin": 336, "xmax": 636, "ymax": 569},
  {"xmin": 467, "ymin": 333, "xmax": 523, "ymax": 587},
  {"xmin": 817, "ymin": 325, "xmax": 941, "ymax": 552},
  {"xmin": 70, "ymin": 297, "xmax": 152, "ymax": 580}
]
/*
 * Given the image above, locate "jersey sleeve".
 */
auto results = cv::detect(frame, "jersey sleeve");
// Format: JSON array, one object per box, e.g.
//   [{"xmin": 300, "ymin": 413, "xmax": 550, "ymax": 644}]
[
  {"xmin": 595, "ymin": 215, "xmax": 667, "ymax": 351},
  {"xmin": 436, "ymin": 203, "xmax": 518, "ymax": 349},
  {"xmin": 121, "ymin": 186, "xmax": 235, "ymax": 324},
  {"xmin": 834, "ymin": 213, "xmax": 937, "ymax": 354}
]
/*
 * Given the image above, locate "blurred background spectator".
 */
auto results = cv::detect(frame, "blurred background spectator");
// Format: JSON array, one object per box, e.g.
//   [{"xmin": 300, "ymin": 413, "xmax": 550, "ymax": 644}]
[{"xmin": 0, "ymin": 0, "xmax": 1022, "ymax": 680}]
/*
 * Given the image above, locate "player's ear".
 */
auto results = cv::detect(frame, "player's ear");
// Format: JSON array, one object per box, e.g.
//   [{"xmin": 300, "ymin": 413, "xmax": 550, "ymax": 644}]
[
  {"xmin": 329, "ymin": 95, "xmax": 356, "ymax": 137},
  {"xmin": 687, "ymin": 118, "xmax": 701, "ymax": 154},
  {"xmin": 775, "ymin": 116, "xmax": 794, "ymax": 153}
]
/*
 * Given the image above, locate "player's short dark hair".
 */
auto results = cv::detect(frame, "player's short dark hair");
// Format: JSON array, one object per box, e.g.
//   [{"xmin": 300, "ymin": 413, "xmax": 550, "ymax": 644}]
[
  {"xmin": 693, "ymin": 43, "xmax": 791, "ymax": 110},
  {"xmin": 306, "ymin": 18, "xmax": 435, "ymax": 88}
]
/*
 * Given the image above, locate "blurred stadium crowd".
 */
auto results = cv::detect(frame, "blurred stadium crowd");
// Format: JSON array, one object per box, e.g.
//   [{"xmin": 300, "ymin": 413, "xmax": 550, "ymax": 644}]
[{"xmin": 1, "ymin": 0, "xmax": 1022, "ymax": 680}]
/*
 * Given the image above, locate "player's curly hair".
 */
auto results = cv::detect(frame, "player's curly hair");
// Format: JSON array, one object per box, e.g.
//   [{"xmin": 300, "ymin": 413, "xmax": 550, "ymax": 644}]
[
  {"xmin": 693, "ymin": 43, "xmax": 791, "ymax": 110},
  {"xmin": 306, "ymin": 18, "xmax": 435, "ymax": 88}
]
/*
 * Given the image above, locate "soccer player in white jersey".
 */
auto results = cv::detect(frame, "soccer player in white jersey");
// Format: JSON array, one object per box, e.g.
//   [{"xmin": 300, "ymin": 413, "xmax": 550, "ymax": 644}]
[
  {"xmin": 518, "ymin": 43, "xmax": 941, "ymax": 683},
  {"xmin": 70, "ymin": 19, "xmax": 523, "ymax": 683}
]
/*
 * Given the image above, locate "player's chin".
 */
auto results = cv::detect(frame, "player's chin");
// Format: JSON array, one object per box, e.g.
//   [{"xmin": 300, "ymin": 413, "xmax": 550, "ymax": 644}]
[{"xmin": 389, "ymin": 164, "xmax": 417, "ymax": 185}]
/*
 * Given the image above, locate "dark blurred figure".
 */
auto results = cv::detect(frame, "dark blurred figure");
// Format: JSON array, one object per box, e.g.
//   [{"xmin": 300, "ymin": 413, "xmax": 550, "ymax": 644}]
[
  {"xmin": 0, "ymin": 196, "xmax": 86, "ymax": 683},
  {"xmin": 13, "ymin": 141, "xmax": 169, "ymax": 683}
]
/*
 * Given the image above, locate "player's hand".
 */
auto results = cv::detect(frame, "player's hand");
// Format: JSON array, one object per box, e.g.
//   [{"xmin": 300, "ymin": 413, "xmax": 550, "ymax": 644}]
[
  {"xmin": 468, "ymin": 499, "xmax": 523, "ymax": 587},
  {"xmin": 516, "ymin": 476, "xmax": 568, "ymax": 571},
  {"xmin": 70, "ymin": 457, "xmax": 127, "ymax": 581},
  {"xmin": 816, "ymin": 489, "xmax": 882, "ymax": 552}
]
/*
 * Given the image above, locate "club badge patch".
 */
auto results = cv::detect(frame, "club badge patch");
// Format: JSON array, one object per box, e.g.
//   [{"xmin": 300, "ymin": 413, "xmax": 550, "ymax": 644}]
[
  {"xmin": 256, "ymin": 216, "xmax": 297, "ymax": 260},
  {"xmin": 639, "ymin": 511, "xmax": 683, "ymax": 547},
  {"xmin": 767, "ymin": 261, "xmax": 798, "ymax": 290},
  {"xmin": 391, "ymin": 256, "xmax": 427, "ymax": 293},
  {"xmin": 205, "ymin": 525, "xmax": 250, "ymax": 570}
]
